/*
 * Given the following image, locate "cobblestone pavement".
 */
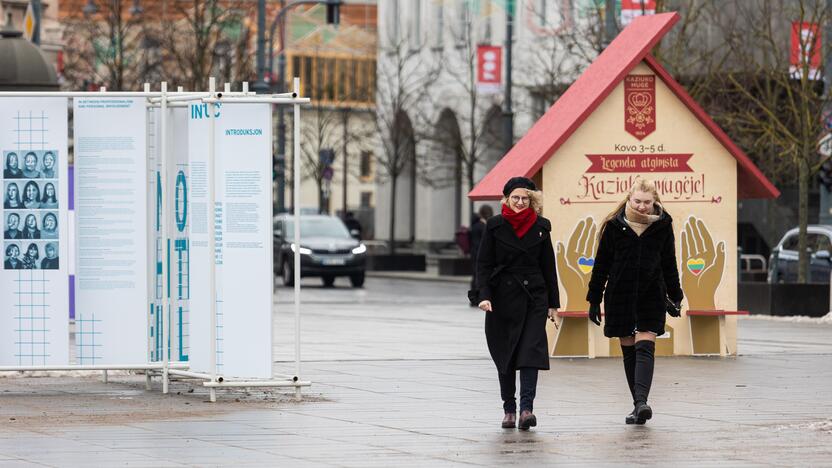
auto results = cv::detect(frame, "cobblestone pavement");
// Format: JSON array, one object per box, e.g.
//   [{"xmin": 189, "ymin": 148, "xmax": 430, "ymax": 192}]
[{"xmin": 0, "ymin": 277, "xmax": 830, "ymax": 467}]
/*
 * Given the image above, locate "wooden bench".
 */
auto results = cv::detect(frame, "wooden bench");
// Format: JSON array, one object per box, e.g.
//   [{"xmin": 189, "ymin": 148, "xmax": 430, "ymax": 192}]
[
  {"xmin": 550, "ymin": 311, "xmax": 677, "ymax": 358},
  {"xmin": 687, "ymin": 310, "xmax": 749, "ymax": 356}
]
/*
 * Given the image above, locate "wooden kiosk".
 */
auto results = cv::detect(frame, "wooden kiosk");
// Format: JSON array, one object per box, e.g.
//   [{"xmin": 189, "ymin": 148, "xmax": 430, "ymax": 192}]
[{"xmin": 469, "ymin": 13, "xmax": 779, "ymax": 357}]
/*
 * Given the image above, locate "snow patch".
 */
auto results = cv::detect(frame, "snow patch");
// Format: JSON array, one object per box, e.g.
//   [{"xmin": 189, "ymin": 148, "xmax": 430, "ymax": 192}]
[{"xmin": 741, "ymin": 312, "xmax": 832, "ymax": 324}]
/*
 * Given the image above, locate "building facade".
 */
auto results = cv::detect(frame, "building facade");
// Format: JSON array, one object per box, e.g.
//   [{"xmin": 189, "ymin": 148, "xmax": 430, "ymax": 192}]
[{"xmin": 375, "ymin": 0, "xmax": 598, "ymax": 248}]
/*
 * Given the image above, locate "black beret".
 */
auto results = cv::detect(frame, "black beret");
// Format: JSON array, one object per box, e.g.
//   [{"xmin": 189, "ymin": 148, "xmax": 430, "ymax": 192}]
[{"xmin": 502, "ymin": 177, "xmax": 537, "ymax": 197}]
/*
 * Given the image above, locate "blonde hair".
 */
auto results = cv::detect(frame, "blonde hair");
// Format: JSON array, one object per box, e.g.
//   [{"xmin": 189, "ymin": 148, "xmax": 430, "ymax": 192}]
[
  {"xmin": 501, "ymin": 189, "xmax": 543, "ymax": 214},
  {"xmin": 600, "ymin": 179, "xmax": 662, "ymax": 235}
]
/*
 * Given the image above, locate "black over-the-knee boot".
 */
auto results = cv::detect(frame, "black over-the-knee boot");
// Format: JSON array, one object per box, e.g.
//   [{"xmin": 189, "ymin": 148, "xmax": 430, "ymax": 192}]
[
  {"xmin": 621, "ymin": 344, "xmax": 636, "ymax": 403},
  {"xmin": 633, "ymin": 340, "xmax": 656, "ymax": 422}
]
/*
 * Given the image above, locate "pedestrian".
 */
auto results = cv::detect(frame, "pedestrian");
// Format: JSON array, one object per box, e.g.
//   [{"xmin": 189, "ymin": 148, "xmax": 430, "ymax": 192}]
[
  {"xmin": 469, "ymin": 204, "xmax": 493, "ymax": 306},
  {"xmin": 475, "ymin": 176, "xmax": 559, "ymax": 430},
  {"xmin": 585, "ymin": 178, "xmax": 683, "ymax": 425},
  {"xmin": 344, "ymin": 211, "xmax": 362, "ymax": 240}
]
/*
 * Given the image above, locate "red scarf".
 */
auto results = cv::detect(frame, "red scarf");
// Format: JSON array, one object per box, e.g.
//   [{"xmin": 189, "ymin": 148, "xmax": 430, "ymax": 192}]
[{"xmin": 502, "ymin": 204, "xmax": 538, "ymax": 238}]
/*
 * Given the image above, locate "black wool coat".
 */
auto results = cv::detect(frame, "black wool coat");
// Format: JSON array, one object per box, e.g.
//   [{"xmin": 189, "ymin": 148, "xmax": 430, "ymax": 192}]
[
  {"xmin": 586, "ymin": 208, "xmax": 683, "ymax": 337},
  {"xmin": 476, "ymin": 214, "xmax": 559, "ymax": 374}
]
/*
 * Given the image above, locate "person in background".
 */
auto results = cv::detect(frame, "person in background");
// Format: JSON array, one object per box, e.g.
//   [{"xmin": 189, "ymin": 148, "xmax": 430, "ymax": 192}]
[
  {"xmin": 469, "ymin": 204, "xmax": 494, "ymax": 306},
  {"xmin": 344, "ymin": 211, "xmax": 362, "ymax": 240}
]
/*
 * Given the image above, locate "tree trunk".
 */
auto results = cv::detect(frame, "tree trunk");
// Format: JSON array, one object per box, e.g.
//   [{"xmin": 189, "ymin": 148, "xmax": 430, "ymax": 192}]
[
  {"xmin": 389, "ymin": 175, "xmax": 397, "ymax": 255},
  {"xmin": 797, "ymin": 157, "xmax": 809, "ymax": 283},
  {"xmin": 467, "ymin": 160, "xmax": 475, "ymax": 224}
]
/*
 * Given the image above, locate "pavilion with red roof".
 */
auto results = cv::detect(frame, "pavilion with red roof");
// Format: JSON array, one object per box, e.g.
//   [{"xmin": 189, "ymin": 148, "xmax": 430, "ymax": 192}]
[{"xmin": 470, "ymin": 12, "xmax": 778, "ymax": 358}]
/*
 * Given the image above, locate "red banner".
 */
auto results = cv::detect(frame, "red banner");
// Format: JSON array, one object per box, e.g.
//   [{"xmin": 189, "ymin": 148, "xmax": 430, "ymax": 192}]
[
  {"xmin": 624, "ymin": 75, "xmax": 656, "ymax": 140},
  {"xmin": 477, "ymin": 45, "xmax": 502, "ymax": 93},
  {"xmin": 790, "ymin": 22, "xmax": 822, "ymax": 80},
  {"xmin": 585, "ymin": 154, "xmax": 693, "ymax": 173}
]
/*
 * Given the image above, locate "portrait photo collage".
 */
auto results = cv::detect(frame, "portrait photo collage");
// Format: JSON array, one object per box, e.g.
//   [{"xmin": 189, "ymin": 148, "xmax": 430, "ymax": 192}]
[{"xmin": 3, "ymin": 150, "xmax": 60, "ymax": 270}]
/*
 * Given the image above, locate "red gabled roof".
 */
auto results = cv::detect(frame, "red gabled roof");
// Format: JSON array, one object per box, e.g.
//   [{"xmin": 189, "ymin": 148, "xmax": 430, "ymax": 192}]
[{"xmin": 469, "ymin": 12, "xmax": 779, "ymax": 200}]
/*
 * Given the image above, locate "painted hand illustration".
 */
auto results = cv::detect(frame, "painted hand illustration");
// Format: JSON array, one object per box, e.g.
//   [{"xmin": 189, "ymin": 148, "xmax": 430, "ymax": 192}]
[
  {"xmin": 680, "ymin": 216, "xmax": 725, "ymax": 311},
  {"xmin": 556, "ymin": 216, "xmax": 597, "ymax": 312}
]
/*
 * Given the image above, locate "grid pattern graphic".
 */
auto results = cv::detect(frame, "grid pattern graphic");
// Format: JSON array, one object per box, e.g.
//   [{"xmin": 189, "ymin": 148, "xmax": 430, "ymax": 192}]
[
  {"xmin": 7, "ymin": 110, "xmax": 52, "ymax": 365},
  {"xmin": 216, "ymin": 298, "xmax": 224, "ymax": 371},
  {"xmin": 12, "ymin": 271, "xmax": 51, "ymax": 365},
  {"xmin": 175, "ymin": 238, "xmax": 190, "ymax": 361},
  {"xmin": 12, "ymin": 110, "xmax": 48, "ymax": 152},
  {"xmin": 75, "ymin": 313, "xmax": 102, "ymax": 364}
]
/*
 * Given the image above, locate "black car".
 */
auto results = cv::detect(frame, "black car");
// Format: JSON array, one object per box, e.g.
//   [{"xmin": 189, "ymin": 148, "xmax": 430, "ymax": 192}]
[
  {"xmin": 274, "ymin": 214, "xmax": 367, "ymax": 287},
  {"xmin": 767, "ymin": 225, "xmax": 832, "ymax": 283}
]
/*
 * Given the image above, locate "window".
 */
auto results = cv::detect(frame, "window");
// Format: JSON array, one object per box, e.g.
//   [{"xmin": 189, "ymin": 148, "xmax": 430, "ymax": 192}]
[
  {"xmin": 480, "ymin": 1, "xmax": 492, "ymax": 43},
  {"xmin": 360, "ymin": 191, "xmax": 373, "ymax": 208},
  {"xmin": 388, "ymin": 0, "xmax": 400, "ymax": 43},
  {"xmin": 434, "ymin": 2, "xmax": 444, "ymax": 48},
  {"xmin": 781, "ymin": 234, "xmax": 799, "ymax": 252},
  {"xmin": 411, "ymin": 0, "xmax": 422, "ymax": 47},
  {"xmin": 537, "ymin": 0, "xmax": 548, "ymax": 27},
  {"xmin": 286, "ymin": 54, "xmax": 376, "ymax": 106},
  {"xmin": 360, "ymin": 151, "xmax": 372, "ymax": 178},
  {"xmin": 456, "ymin": 0, "xmax": 469, "ymax": 45}
]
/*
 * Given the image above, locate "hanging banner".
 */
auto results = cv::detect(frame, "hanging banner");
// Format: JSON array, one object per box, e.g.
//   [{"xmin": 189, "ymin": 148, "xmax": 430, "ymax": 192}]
[
  {"xmin": 477, "ymin": 45, "xmax": 502, "ymax": 94},
  {"xmin": 73, "ymin": 97, "xmax": 148, "ymax": 364},
  {"xmin": 188, "ymin": 103, "xmax": 273, "ymax": 379},
  {"xmin": 624, "ymin": 74, "xmax": 656, "ymax": 140},
  {"xmin": 789, "ymin": 22, "xmax": 822, "ymax": 80},
  {"xmin": 620, "ymin": 0, "xmax": 656, "ymax": 26},
  {"xmin": 1, "ymin": 98, "xmax": 69, "ymax": 366}
]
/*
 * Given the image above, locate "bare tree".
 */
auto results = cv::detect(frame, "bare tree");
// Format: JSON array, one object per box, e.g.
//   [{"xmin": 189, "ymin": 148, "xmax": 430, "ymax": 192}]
[
  {"xmin": 61, "ymin": 0, "xmax": 154, "ymax": 90},
  {"xmin": 709, "ymin": 0, "xmax": 830, "ymax": 283},
  {"xmin": 160, "ymin": 0, "xmax": 254, "ymax": 90},
  {"xmin": 376, "ymin": 33, "xmax": 440, "ymax": 253}
]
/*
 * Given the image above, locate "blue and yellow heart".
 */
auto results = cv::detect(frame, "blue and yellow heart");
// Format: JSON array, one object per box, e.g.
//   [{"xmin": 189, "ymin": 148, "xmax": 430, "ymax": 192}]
[{"xmin": 577, "ymin": 257, "xmax": 594, "ymax": 274}]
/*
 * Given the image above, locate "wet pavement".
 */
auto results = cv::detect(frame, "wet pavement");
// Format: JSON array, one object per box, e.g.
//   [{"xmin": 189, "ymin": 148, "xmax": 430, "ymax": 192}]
[{"xmin": 0, "ymin": 277, "xmax": 830, "ymax": 467}]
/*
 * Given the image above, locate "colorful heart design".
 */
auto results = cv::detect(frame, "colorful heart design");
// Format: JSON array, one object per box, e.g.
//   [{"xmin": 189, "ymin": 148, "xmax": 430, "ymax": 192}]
[
  {"xmin": 577, "ymin": 257, "xmax": 595, "ymax": 274},
  {"xmin": 687, "ymin": 258, "xmax": 705, "ymax": 276}
]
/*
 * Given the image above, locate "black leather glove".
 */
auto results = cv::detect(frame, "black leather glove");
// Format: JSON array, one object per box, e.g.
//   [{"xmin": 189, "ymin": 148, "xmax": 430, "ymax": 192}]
[
  {"xmin": 588, "ymin": 303, "xmax": 602, "ymax": 326},
  {"xmin": 665, "ymin": 296, "xmax": 682, "ymax": 317}
]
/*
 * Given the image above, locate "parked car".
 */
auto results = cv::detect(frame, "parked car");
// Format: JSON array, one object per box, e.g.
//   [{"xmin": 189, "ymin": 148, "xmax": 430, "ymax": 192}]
[
  {"xmin": 274, "ymin": 214, "xmax": 367, "ymax": 288},
  {"xmin": 767, "ymin": 225, "xmax": 832, "ymax": 283}
]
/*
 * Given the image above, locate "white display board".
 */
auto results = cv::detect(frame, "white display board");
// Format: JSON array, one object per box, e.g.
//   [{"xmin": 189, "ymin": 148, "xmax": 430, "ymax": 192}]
[
  {"xmin": 168, "ymin": 107, "xmax": 190, "ymax": 362},
  {"xmin": 1, "ymin": 98, "xmax": 69, "ymax": 365},
  {"xmin": 188, "ymin": 103, "xmax": 273, "ymax": 379},
  {"xmin": 146, "ymin": 107, "xmax": 190, "ymax": 363},
  {"xmin": 73, "ymin": 97, "xmax": 148, "ymax": 364}
]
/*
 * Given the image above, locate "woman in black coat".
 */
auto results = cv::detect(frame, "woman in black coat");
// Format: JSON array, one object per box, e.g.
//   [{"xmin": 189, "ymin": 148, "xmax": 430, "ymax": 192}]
[
  {"xmin": 476, "ymin": 177, "xmax": 559, "ymax": 431},
  {"xmin": 586, "ymin": 179, "xmax": 683, "ymax": 425}
]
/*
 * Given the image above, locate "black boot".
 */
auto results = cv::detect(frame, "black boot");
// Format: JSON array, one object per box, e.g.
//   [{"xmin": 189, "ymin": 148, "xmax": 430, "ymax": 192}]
[
  {"xmin": 621, "ymin": 345, "xmax": 644, "ymax": 424},
  {"xmin": 632, "ymin": 340, "xmax": 656, "ymax": 423}
]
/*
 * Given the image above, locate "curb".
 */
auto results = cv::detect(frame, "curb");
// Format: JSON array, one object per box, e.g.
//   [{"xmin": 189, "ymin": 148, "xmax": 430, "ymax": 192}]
[{"xmin": 366, "ymin": 271, "xmax": 470, "ymax": 283}]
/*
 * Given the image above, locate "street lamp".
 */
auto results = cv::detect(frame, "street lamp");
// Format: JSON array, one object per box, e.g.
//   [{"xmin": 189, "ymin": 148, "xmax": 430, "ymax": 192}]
[
  {"xmin": 253, "ymin": 0, "xmax": 342, "ymax": 213},
  {"xmin": 253, "ymin": 0, "xmax": 342, "ymax": 94}
]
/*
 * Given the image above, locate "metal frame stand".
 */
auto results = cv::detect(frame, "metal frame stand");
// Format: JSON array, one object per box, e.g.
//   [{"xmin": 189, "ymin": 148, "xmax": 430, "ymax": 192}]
[{"xmin": 0, "ymin": 79, "xmax": 312, "ymax": 400}]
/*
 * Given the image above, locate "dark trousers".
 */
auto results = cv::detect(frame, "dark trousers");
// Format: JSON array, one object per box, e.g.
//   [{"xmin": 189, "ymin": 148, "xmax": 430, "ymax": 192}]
[{"xmin": 498, "ymin": 367, "xmax": 538, "ymax": 413}]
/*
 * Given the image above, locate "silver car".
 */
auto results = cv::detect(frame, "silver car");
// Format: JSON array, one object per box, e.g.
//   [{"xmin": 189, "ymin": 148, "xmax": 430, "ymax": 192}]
[{"xmin": 767, "ymin": 225, "xmax": 832, "ymax": 283}]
